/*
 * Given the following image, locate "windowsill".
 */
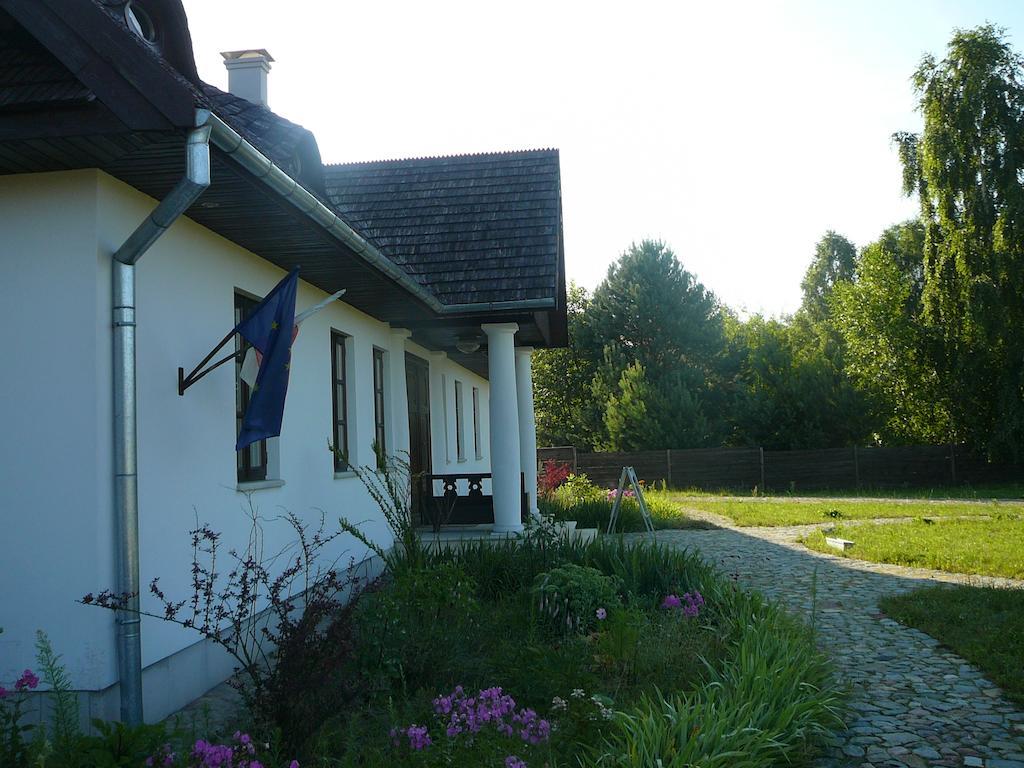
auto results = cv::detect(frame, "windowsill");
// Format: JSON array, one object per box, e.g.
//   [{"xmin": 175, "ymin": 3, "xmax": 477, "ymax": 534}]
[
  {"xmin": 334, "ymin": 471, "xmax": 356, "ymax": 479},
  {"xmin": 236, "ymin": 479, "xmax": 285, "ymax": 493}
]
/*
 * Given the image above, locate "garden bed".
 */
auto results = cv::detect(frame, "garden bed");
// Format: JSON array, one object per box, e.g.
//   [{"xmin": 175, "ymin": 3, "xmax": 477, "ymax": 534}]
[
  {"xmin": 4, "ymin": 462, "xmax": 843, "ymax": 767},
  {"xmin": 284, "ymin": 535, "xmax": 842, "ymax": 766},
  {"xmin": 4, "ymin": 537, "xmax": 843, "ymax": 768}
]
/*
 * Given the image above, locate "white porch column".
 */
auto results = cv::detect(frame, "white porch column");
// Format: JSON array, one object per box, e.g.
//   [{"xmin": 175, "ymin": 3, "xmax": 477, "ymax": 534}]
[
  {"xmin": 388, "ymin": 329, "xmax": 412, "ymax": 459},
  {"xmin": 482, "ymin": 323, "xmax": 523, "ymax": 534},
  {"xmin": 515, "ymin": 346, "xmax": 539, "ymax": 518}
]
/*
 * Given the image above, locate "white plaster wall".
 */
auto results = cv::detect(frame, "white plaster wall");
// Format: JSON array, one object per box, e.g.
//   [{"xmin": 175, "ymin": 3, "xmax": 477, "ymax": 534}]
[
  {"xmin": 0, "ymin": 170, "xmax": 118, "ymax": 692},
  {"xmin": 0, "ymin": 170, "xmax": 493, "ymax": 713}
]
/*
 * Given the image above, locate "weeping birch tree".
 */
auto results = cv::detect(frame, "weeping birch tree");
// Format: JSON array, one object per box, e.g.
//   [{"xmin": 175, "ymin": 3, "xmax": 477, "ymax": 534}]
[{"xmin": 894, "ymin": 24, "xmax": 1024, "ymax": 459}]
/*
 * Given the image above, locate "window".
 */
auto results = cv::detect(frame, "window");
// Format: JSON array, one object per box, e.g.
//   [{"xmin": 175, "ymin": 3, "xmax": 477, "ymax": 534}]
[
  {"xmin": 331, "ymin": 331, "xmax": 350, "ymax": 472},
  {"xmin": 372, "ymin": 347, "xmax": 387, "ymax": 467},
  {"xmin": 441, "ymin": 374, "xmax": 450, "ymax": 463},
  {"xmin": 125, "ymin": 4, "xmax": 158, "ymax": 44},
  {"xmin": 236, "ymin": 293, "xmax": 268, "ymax": 483},
  {"xmin": 455, "ymin": 380, "xmax": 465, "ymax": 461},
  {"xmin": 472, "ymin": 386, "xmax": 482, "ymax": 459}
]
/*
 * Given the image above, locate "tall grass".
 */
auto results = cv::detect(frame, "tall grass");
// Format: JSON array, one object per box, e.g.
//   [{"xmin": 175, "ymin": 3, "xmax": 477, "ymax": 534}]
[
  {"xmin": 587, "ymin": 591, "xmax": 842, "ymax": 767},
  {"xmin": 416, "ymin": 535, "xmax": 715, "ymax": 604}
]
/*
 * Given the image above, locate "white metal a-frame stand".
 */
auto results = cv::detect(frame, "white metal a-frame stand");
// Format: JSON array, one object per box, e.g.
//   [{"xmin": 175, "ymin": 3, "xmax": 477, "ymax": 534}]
[{"xmin": 607, "ymin": 466, "xmax": 655, "ymax": 535}]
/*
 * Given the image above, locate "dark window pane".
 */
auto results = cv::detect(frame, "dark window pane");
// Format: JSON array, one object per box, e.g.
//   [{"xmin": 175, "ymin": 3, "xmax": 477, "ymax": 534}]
[
  {"xmin": 332, "ymin": 331, "xmax": 349, "ymax": 472},
  {"xmin": 235, "ymin": 292, "xmax": 268, "ymax": 483}
]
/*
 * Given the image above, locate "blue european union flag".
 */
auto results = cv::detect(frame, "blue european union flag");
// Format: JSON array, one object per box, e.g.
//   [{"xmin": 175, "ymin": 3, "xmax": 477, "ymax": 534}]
[{"xmin": 235, "ymin": 269, "xmax": 299, "ymax": 451}]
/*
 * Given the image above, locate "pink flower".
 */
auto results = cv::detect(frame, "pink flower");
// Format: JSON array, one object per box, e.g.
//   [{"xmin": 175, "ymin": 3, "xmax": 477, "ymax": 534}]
[
  {"xmin": 595, "ymin": 607, "xmax": 607, "ymax": 620},
  {"xmin": 15, "ymin": 670, "xmax": 39, "ymax": 691}
]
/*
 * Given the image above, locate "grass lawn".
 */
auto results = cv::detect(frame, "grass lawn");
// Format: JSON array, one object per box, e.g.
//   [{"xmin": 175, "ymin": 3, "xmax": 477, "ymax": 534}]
[
  {"xmin": 667, "ymin": 483, "xmax": 1024, "ymax": 501},
  {"xmin": 880, "ymin": 586, "xmax": 1024, "ymax": 705},
  {"xmin": 665, "ymin": 495, "xmax": 1021, "ymax": 527},
  {"xmin": 800, "ymin": 517, "xmax": 1024, "ymax": 579}
]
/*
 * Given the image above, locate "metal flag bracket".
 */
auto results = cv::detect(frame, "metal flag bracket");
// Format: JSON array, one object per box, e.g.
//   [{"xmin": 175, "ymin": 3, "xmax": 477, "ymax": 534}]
[
  {"xmin": 176, "ymin": 287, "xmax": 346, "ymax": 396},
  {"xmin": 178, "ymin": 330, "xmax": 239, "ymax": 396},
  {"xmin": 607, "ymin": 466, "xmax": 655, "ymax": 536}
]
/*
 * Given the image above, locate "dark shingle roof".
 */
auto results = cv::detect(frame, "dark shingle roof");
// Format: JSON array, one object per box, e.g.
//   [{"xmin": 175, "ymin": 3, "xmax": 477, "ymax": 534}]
[
  {"xmin": 201, "ymin": 84, "xmax": 322, "ymax": 184},
  {"xmin": 0, "ymin": 8, "xmax": 93, "ymax": 111},
  {"xmin": 323, "ymin": 150, "xmax": 562, "ymax": 306}
]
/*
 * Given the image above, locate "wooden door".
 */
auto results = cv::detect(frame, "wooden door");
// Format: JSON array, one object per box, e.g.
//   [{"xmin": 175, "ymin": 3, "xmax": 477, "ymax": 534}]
[{"xmin": 405, "ymin": 353, "xmax": 432, "ymax": 520}]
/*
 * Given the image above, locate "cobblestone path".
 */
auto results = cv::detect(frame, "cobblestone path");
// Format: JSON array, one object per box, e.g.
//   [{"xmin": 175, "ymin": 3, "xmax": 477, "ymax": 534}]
[{"xmin": 633, "ymin": 524, "xmax": 1024, "ymax": 768}]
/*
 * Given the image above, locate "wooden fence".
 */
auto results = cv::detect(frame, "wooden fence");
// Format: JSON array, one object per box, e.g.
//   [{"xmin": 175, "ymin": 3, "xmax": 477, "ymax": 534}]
[{"xmin": 537, "ymin": 445, "xmax": 1019, "ymax": 492}]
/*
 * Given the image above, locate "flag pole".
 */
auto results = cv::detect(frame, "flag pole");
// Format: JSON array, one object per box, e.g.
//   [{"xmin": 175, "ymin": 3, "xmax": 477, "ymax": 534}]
[{"xmin": 178, "ymin": 329, "xmax": 237, "ymax": 396}]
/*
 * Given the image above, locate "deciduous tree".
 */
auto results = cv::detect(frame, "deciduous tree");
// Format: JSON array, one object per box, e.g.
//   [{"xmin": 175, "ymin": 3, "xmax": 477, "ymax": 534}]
[{"xmin": 894, "ymin": 24, "xmax": 1024, "ymax": 458}]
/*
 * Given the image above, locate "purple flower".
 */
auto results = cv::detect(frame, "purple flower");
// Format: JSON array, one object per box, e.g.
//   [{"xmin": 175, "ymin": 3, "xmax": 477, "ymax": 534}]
[
  {"xmin": 289, "ymin": 762, "xmax": 300, "ymax": 768},
  {"xmin": 0, "ymin": 687, "xmax": 7, "ymax": 699},
  {"xmin": 596, "ymin": 607, "xmax": 607, "ymax": 620},
  {"xmin": 505, "ymin": 757, "xmax": 528, "ymax": 768},
  {"xmin": 682, "ymin": 591, "xmax": 705, "ymax": 618},
  {"xmin": 406, "ymin": 725, "xmax": 432, "ymax": 750},
  {"xmin": 660, "ymin": 591, "xmax": 706, "ymax": 616},
  {"xmin": 391, "ymin": 724, "xmax": 432, "ymax": 751},
  {"xmin": 191, "ymin": 739, "xmax": 235, "ymax": 768}
]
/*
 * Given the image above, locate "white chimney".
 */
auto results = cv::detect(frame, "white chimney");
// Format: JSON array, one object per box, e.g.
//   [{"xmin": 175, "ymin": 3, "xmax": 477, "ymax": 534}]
[{"xmin": 221, "ymin": 49, "xmax": 274, "ymax": 107}]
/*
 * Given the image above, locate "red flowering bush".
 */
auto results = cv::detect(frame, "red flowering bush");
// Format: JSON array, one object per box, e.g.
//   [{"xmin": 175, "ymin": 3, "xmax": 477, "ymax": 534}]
[{"xmin": 538, "ymin": 460, "xmax": 572, "ymax": 498}]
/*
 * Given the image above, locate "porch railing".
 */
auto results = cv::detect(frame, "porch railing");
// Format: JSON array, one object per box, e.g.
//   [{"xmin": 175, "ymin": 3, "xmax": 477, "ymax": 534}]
[{"xmin": 416, "ymin": 472, "xmax": 528, "ymax": 529}]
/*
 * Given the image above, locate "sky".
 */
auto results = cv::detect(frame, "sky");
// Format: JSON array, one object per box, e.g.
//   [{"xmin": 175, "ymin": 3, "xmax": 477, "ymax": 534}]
[{"xmin": 182, "ymin": 0, "xmax": 1024, "ymax": 318}]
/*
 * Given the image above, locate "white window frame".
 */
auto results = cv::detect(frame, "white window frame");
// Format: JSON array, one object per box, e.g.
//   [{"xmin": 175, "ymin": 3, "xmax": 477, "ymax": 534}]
[
  {"xmin": 455, "ymin": 380, "xmax": 466, "ymax": 462},
  {"xmin": 472, "ymin": 386, "xmax": 482, "ymax": 460}
]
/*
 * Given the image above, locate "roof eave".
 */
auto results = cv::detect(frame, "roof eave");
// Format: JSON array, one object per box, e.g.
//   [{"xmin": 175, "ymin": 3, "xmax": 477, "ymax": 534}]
[
  {"xmin": 0, "ymin": 0, "xmax": 197, "ymax": 130},
  {"xmin": 203, "ymin": 111, "xmax": 444, "ymax": 314}
]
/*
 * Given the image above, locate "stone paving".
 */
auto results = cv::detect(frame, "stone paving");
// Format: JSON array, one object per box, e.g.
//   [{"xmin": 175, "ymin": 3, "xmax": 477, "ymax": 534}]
[{"xmin": 630, "ymin": 521, "xmax": 1024, "ymax": 768}]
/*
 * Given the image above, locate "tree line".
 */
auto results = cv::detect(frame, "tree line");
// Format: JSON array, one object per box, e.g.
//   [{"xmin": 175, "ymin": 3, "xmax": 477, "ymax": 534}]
[{"xmin": 533, "ymin": 25, "xmax": 1024, "ymax": 462}]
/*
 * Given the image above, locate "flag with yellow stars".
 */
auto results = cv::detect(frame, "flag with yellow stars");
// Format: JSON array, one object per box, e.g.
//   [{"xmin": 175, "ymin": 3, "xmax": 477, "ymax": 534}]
[{"xmin": 234, "ymin": 268, "xmax": 299, "ymax": 451}]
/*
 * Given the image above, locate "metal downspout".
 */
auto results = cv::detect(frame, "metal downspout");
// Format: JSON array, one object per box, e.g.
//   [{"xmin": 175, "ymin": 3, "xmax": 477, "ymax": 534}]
[{"xmin": 111, "ymin": 112, "xmax": 212, "ymax": 725}]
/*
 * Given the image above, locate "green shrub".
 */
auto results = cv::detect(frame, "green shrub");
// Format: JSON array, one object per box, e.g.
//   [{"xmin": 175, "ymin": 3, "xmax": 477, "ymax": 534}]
[
  {"xmin": 552, "ymin": 473, "xmax": 607, "ymax": 505},
  {"xmin": 352, "ymin": 564, "xmax": 480, "ymax": 694},
  {"xmin": 531, "ymin": 564, "xmax": 622, "ymax": 634}
]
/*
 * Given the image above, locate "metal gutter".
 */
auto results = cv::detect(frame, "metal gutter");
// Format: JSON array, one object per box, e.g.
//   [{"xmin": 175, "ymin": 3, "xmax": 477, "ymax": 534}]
[
  {"xmin": 437, "ymin": 298, "xmax": 555, "ymax": 313},
  {"xmin": 205, "ymin": 113, "xmax": 557, "ymax": 318},
  {"xmin": 111, "ymin": 112, "xmax": 212, "ymax": 726}
]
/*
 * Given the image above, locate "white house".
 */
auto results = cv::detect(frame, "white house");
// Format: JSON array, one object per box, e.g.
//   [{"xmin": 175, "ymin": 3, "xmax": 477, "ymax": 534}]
[{"xmin": 0, "ymin": 0, "xmax": 566, "ymax": 725}]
